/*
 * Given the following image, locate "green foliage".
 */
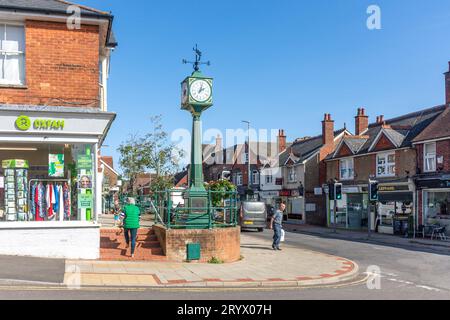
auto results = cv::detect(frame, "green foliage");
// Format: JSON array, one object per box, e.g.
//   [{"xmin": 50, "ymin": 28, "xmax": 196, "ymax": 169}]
[
  {"xmin": 117, "ymin": 115, "xmax": 185, "ymax": 194},
  {"xmin": 207, "ymin": 179, "xmax": 236, "ymax": 207},
  {"xmin": 207, "ymin": 257, "xmax": 224, "ymax": 264}
]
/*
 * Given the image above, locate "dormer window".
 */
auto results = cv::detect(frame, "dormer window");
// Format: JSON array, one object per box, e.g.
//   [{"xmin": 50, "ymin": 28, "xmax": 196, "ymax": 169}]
[
  {"xmin": 424, "ymin": 142, "xmax": 437, "ymax": 172},
  {"xmin": 0, "ymin": 24, "xmax": 25, "ymax": 85}
]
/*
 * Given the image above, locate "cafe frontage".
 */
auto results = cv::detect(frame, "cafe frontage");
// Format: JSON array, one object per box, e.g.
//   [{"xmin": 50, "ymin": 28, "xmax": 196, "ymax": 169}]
[
  {"xmin": 415, "ymin": 174, "xmax": 450, "ymax": 236},
  {"xmin": 0, "ymin": 105, "xmax": 115, "ymax": 259}
]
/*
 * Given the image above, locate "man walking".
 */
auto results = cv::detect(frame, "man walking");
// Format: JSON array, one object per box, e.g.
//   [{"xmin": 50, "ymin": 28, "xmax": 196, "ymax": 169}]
[{"xmin": 270, "ymin": 202, "xmax": 286, "ymax": 251}]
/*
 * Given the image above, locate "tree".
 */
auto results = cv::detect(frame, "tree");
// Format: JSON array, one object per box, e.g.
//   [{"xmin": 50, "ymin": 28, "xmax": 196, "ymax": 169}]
[
  {"xmin": 117, "ymin": 115, "xmax": 185, "ymax": 195},
  {"xmin": 207, "ymin": 179, "xmax": 237, "ymax": 207}
]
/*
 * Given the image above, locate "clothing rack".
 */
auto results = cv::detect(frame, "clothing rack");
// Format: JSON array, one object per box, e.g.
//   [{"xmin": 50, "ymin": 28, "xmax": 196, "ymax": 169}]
[{"xmin": 28, "ymin": 179, "xmax": 71, "ymax": 222}]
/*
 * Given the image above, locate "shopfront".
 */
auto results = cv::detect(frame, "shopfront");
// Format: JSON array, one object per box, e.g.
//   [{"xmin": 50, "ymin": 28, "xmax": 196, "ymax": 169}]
[
  {"xmin": 0, "ymin": 105, "xmax": 115, "ymax": 259},
  {"xmin": 377, "ymin": 184, "xmax": 414, "ymax": 236},
  {"xmin": 327, "ymin": 185, "xmax": 372, "ymax": 230},
  {"xmin": 416, "ymin": 177, "xmax": 450, "ymax": 236}
]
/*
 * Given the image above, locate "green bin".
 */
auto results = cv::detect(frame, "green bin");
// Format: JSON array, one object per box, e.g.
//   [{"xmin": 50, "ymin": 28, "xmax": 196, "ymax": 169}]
[{"xmin": 187, "ymin": 243, "xmax": 201, "ymax": 261}]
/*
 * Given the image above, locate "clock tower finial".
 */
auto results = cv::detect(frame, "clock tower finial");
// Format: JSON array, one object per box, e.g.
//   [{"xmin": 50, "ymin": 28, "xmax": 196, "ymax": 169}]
[{"xmin": 182, "ymin": 44, "xmax": 211, "ymax": 72}]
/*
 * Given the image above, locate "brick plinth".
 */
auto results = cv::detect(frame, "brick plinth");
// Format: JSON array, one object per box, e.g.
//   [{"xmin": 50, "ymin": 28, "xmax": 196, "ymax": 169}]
[{"xmin": 153, "ymin": 225, "xmax": 241, "ymax": 263}]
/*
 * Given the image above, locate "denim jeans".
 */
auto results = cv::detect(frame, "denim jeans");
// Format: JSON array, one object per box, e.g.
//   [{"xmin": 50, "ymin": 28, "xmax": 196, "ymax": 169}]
[
  {"xmin": 124, "ymin": 228, "xmax": 138, "ymax": 255},
  {"xmin": 273, "ymin": 224, "xmax": 282, "ymax": 248}
]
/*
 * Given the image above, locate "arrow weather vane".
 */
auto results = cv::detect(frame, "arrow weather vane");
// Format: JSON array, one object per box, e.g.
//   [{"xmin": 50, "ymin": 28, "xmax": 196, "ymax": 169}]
[{"xmin": 183, "ymin": 44, "xmax": 211, "ymax": 72}]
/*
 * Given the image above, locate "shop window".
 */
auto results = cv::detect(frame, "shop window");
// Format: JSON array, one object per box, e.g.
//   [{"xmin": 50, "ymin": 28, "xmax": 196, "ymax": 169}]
[
  {"xmin": 425, "ymin": 191, "xmax": 450, "ymax": 218},
  {"xmin": 424, "ymin": 143, "xmax": 436, "ymax": 172},
  {"xmin": 0, "ymin": 24, "xmax": 25, "ymax": 85},
  {"xmin": 340, "ymin": 158, "xmax": 354, "ymax": 180},
  {"xmin": 0, "ymin": 143, "xmax": 96, "ymax": 222},
  {"xmin": 377, "ymin": 153, "xmax": 396, "ymax": 177}
]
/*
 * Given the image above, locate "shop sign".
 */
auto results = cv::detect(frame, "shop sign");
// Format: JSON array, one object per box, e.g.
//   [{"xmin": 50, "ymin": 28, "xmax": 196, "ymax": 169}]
[
  {"xmin": 260, "ymin": 191, "xmax": 279, "ymax": 198},
  {"xmin": 78, "ymin": 193, "xmax": 93, "ymax": 209},
  {"xmin": 314, "ymin": 188, "xmax": 323, "ymax": 195},
  {"xmin": 15, "ymin": 115, "xmax": 64, "ymax": 131},
  {"xmin": 279, "ymin": 190, "xmax": 291, "ymax": 197},
  {"xmin": 378, "ymin": 185, "xmax": 410, "ymax": 192},
  {"xmin": 1, "ymin": 159, "xmax": 29, "ymax": 169},
  {"xmin": 49, "ymin": 154, "xmax": 64, "ymax": 178},
  {"xmin": 77, "ymin": 155, "xmax": 93, "ymax": 170},
  {"xmin": 291, "ymin": 190, "xmax": 300, "ymax": 197}
]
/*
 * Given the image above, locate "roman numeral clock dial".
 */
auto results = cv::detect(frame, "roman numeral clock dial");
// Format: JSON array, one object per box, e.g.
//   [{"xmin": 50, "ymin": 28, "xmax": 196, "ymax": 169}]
[{"xmin": 190, "ymin": 79, "xmax": 212, "ymax": 102}]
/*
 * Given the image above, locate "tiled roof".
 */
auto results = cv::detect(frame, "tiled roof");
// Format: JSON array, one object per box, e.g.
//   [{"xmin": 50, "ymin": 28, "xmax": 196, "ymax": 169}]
[
  {"xmin": 280, "ymin": 128, "xmax": 346, "ymax": 165},
  {"xmin": 327, "ymin": 105, "xmax": 446, "ymax": 160},
  {"xmin": 412, "ymin": 107, "xmax": 450, "ymax": 143},
  {"xmin": 0, "ymin": 0, "xmax": 110, "ymax": 17}
]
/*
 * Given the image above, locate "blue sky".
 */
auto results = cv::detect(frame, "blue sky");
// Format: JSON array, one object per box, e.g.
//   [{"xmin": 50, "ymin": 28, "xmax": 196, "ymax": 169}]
[{"xmin": 79, "ymin": 0, "xmax": 450, "ymax": 170}]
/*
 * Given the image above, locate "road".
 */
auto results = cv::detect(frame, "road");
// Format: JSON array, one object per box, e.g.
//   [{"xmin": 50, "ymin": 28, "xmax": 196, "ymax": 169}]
[{"xmin": 0, "ymin": 229, "xmax": 449, "ymax": 300}]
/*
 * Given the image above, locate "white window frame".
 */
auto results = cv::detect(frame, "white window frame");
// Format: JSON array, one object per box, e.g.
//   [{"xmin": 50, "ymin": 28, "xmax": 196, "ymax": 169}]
[
  {"xmin": 288, "ymin": 166, "xmax": 297, "ymax": 183},
  {"xmin": 377, "ymin": 152, "xmax": 396, "ymax": 177},
  {"xmin": 265, "ymin": 169, "xmax": 273, "ymax": 184},
  {"xmin": 0, "ymin": 23, "xmax": 25, "ymax": 85},
  {"xmin": 424, "ymin": 142, "xmax": 437, "ymax": 173},
  {"xmin": 252, "ymin": 170, "xmax": 259, "ymax": 185},
  {"xmin": 236, "ymin": 172, "xmax": 243, "ymax": 186},
  {"xmin": 340, "ymin": 158, "xmax": 354, "ymax": 180}
]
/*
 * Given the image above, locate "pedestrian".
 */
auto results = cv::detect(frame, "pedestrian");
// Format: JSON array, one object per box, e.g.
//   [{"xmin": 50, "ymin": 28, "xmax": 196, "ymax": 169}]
[
  {"xmin": 122, "ymin": 197, "xmax": 141, "ymax": 258},
  {"xmin": 270, "ymin": 202, "xmax": 286, "ymax": 251}
]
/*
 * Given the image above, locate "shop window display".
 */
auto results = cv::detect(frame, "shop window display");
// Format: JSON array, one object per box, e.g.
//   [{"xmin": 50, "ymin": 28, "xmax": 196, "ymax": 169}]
[
  {"xmin": 0, "ymin": 143, "xmax": 95, "ymax": 222},
  {"xmin": 425, "ymin": 191, "xmax": 450, "ymax": 218}
]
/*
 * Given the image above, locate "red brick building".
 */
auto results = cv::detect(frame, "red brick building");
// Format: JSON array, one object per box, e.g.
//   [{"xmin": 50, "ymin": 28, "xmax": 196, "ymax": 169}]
[
  {"xmin": 325, "ymin": 62, "xmax": 450, "ymax": 236},
  {"xmin": 0, "ymin": 0, "xmax": 117, "ymax": 259}
]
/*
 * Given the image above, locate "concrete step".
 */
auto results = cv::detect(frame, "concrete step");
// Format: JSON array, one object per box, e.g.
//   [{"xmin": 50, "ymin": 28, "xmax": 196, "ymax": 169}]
[{"xmin": 100, "ymin": 240, "xmax": 161, "ymax": 249}]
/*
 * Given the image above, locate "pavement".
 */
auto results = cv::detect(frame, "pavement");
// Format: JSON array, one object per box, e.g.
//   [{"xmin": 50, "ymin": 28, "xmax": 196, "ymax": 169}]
[
  {"xmin": 283, "ymin": 223, "xmax": 450, "ymax": 255},
  {"xmin": 63, "ymin": 233, "xmax": 358, "ymax": 288}
]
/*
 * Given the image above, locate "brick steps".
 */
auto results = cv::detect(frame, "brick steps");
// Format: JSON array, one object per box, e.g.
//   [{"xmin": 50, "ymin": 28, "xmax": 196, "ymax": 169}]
[{"xmin": 100, "ymin": 228, "xmax": 166, "ymax": 261}]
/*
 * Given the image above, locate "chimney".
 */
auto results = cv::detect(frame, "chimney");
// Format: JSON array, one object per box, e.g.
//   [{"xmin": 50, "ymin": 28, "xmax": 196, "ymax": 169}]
[
  {"xmin": 355, "ymin": 107, "xmax": 369, "ymax": 136},
  {"xmin": 376, "ymin": 115, "xmax": 384, "ymax": 125},
  {"xmin": 278, "ymin": 129, "xmax": 287, "ymax": 153},
  {"xmin": 215, "ymin": 134, "xmax": 223, "ymax": 152},
  {"xmin": 445, "ymin": 61, "xmax": 450, "ymax": 106},
  {"xmin": 322, "ymin": 113, "xmax": 335, "ymax": 147}
]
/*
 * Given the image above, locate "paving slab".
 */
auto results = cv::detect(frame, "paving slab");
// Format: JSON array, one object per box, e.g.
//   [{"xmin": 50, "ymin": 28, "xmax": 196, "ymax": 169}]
[{"xmin": 64, "ymin": 233, "xmax": 359, "ymax": 288}]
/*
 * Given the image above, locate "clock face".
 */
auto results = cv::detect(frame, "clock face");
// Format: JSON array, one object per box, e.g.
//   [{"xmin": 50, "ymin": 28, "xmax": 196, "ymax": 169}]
[{"xmin": 190, "ymin": 79, "xmax": 212, "ymax": 102}]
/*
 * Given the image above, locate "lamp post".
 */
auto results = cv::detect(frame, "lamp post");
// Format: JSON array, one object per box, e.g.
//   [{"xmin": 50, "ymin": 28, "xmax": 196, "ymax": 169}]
[{"xmin": 242, "ymin": 120, "xmax": 251, "ymax": 199}]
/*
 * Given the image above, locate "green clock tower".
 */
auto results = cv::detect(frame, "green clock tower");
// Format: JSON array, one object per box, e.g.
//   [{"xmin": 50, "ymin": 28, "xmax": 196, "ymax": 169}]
[{"xmin": 181, "ymin": 46, "xmax": 213, "ymax": 212}]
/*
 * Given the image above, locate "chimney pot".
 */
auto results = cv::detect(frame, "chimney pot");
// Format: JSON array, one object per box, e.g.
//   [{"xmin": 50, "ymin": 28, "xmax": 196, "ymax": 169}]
[{"xmin": 355, "ymin": 107, "xmax": 369, "ymax": 136}]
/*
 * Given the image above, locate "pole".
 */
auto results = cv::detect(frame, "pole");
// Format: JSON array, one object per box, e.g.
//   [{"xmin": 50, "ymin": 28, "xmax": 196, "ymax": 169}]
[
  {"xmin": 334, "ymin": 199, "xmax": 337, "ymax": 234},
  {"xmin": 368, "ymin": 200, "xmax": 371, "ymax": 238},
  {"xmin": 247, "ymin": 121, "xmax": 251, "ymax": 197}
]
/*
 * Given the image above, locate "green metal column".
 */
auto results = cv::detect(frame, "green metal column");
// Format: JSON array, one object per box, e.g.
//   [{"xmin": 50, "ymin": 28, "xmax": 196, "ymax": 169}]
[{"xmin": 189, "ymin": 113, "xmax": 206, "ymax": 192}]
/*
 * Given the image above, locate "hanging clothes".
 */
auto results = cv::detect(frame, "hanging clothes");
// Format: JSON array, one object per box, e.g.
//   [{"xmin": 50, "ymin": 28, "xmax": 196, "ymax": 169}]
[
  {"xmin": 58, "ymin": 185, "xmax": 64, "ymax": 222},
  {"xmin": 37, "ymin": 182, "xmax": 46, "ymax": 220},
  {"xmin": 63, "ymin": 182, "xmax": 71, "ymax": 220},
  {"xmin": 53, "ymin": 184, "xmax": 60, "ymax": 214},
  {"xmin": 46, "ymin": 183, "xmax": 56, "ymax": 220},
  {"xmin": 30, "ymin": 183, "xmax": 37, "ymax": 221}
]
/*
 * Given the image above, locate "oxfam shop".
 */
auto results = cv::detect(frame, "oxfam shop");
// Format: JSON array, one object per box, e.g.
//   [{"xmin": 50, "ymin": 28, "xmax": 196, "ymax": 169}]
[{"xmin": 0, "ymin": 105, "xmax": 115, "ymax": 259}]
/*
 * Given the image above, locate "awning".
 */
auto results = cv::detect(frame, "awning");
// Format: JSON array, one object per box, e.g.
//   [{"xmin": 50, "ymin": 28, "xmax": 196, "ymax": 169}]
[{"xmin": 379, "ymin": 192, "xmax": 413, "ymax": 203}]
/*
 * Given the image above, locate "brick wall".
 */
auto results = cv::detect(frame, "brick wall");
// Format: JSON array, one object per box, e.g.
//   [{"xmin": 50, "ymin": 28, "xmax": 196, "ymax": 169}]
[
  {"xmin": 437, "ymin": 139, "xmax": 450, "ymax": 172},
  {"xmin": 373, "ymin": 134, "xmax": 395, "ymax": 152},
  {"xmin": 153, "ymin": 225, "xmax": 241, "ymax": 263},
  {"xmin": 0, "ymin": 20, "xmax": 100, "ymax": 108},
  {"xmin": 416, "ymin": 140, "xmax": 450, "ymax": 173},
  {"xmin": 395, "ymin": 149, "xmax": 417, "ymax": 178}
]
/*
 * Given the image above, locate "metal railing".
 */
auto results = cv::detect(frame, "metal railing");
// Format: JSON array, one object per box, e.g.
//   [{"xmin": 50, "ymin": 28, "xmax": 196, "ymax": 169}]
[{"xmin": 152, "ymin": 189, "xmax": 239, "ymax": 229}]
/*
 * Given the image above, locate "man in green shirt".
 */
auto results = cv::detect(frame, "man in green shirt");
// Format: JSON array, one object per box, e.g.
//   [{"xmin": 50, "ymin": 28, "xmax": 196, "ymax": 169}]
[{"xmin": 123, "ymin": 197, "xmax": 141, "ymax": 258}]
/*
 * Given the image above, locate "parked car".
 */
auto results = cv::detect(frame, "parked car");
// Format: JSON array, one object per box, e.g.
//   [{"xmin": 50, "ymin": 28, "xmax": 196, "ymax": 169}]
[{"xmin": 240, "ymin": 201, "xmax": 267, "ymax": 232}]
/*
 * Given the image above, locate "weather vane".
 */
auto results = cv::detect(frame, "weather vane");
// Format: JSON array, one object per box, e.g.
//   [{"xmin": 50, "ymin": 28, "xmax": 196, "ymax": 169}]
[{"xmin": 183, "ymin": 44, "xmax": 211, "ymax": 72}]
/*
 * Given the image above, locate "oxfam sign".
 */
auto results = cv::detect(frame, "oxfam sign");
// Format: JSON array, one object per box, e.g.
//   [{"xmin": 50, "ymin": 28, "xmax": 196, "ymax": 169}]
[{"xmin": 15, "ymin": 115, "xmax": 65, "ymax": 131}]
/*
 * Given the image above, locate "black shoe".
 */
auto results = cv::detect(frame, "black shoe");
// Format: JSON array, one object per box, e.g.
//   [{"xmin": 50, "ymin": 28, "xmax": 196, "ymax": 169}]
[
  {"xmin": 272, "ymin": 245, "xmax": 277, "ymax": 250},
  {"xmin": 276, "ymin": 247, "xmax": 282, "ymax": 251}
]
